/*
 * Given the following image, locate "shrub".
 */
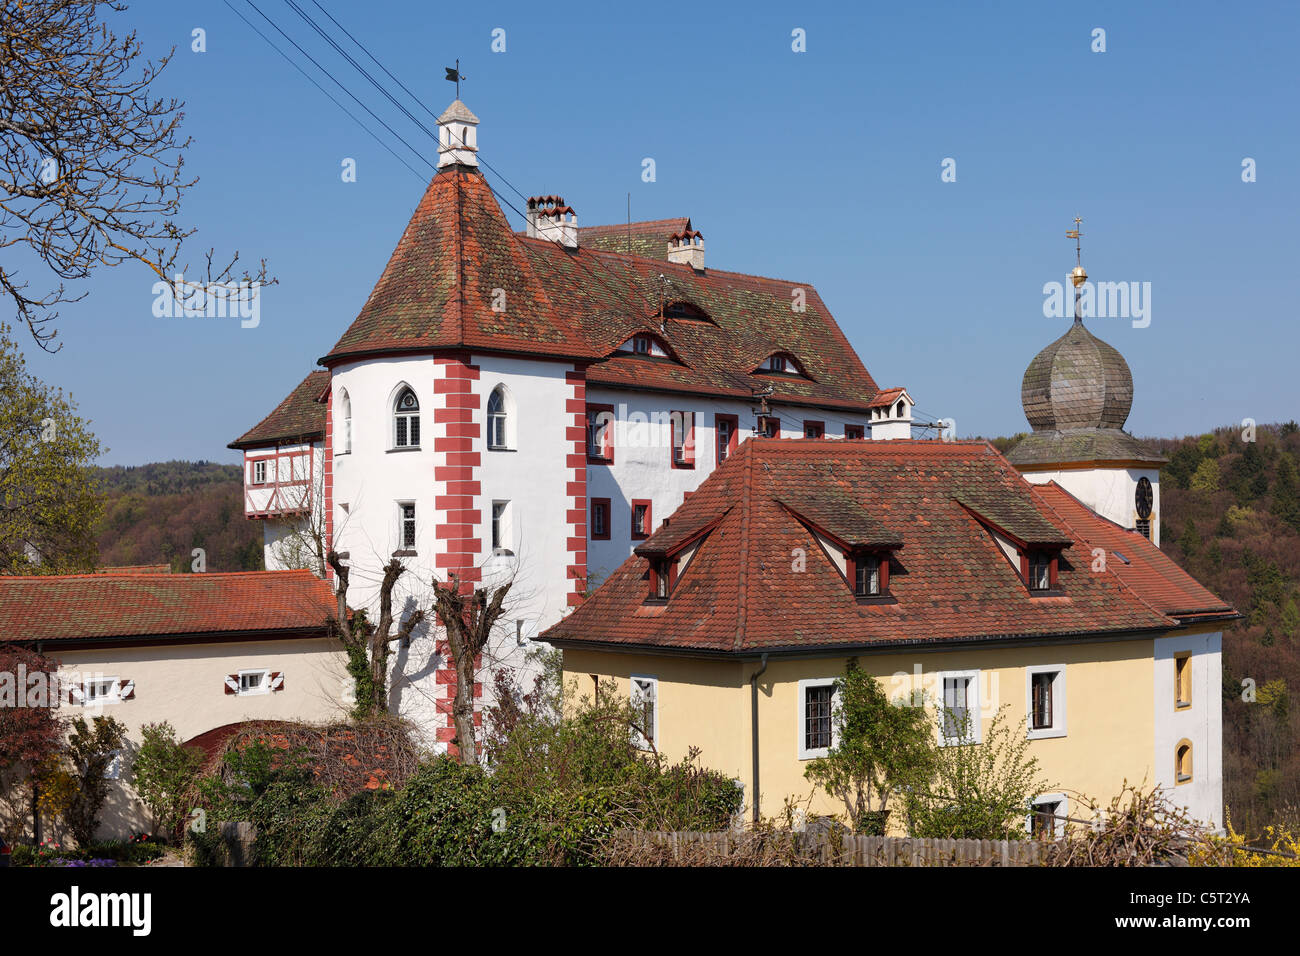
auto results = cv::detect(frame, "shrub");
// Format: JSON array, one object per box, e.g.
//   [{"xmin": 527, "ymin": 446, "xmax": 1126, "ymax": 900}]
[
  {"xmin": 132, "ymin": 722, "xmax": 205, "ymax": 842},
  {"xmin": 62, "ymin": 716, "xmax": 127, "ymax": 848}
]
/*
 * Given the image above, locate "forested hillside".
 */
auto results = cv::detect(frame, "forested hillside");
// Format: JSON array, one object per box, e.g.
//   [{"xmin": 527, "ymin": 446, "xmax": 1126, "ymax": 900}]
[
  {"xmin": 93, "ymin": 461, "xmax": 262, "ymax": 572},
  {"xmin": 997, "ymin": 423, "xmax": 1300, "ymax": 832}
]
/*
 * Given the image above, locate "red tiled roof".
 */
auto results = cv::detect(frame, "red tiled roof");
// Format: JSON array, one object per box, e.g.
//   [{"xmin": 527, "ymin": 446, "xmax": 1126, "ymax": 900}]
[
  {"xmin": 1032, "ymin": 483, "xmax": 1235, "ymax": 620},
  {"xmin": 867, "ymin": 387, "xmax": 907, "ymax": 409},
  {"xmin": 577, "ymin": 217, "xmax": 692, "ymax": 260},
  {"xmin": 0, "ymin": 570, "xmax": 337, "ymax": 643},
  {"xmin": 543, "ymin": 439, "xmax": 1236, "ymax": 654},
  {"xmin": 318, "ymin": 168, "xmax": 880, "ymax": 413},
  {"xmin": 229, "ymin": 370, "xmax": 329, "ymax": 449},
  {"xmin": 96, "ymin": 564, "xmax": 171, "ymax": 575}
]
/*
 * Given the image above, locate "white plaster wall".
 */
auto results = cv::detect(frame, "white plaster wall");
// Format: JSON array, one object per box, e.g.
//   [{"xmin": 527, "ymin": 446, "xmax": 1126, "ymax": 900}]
[
  {"xmin": 472, "ymin": 354, "xmax": 578, "ymax": 673},
  {"xmin": 1020, "ymin": 466, "xmax": 1161, "ymax": 546},
  {"xmin": 585, "ymin": 387, "xmax": 867, "ymax": 582},
  {"xmin": 53, "ymin": 638, "xmax": 350, "ymax": 840},
  {"xmin": 1153, "ymin": 632, "xmax": 1223, "ymax": 830},
  {"xmin": 328, "ymin": 356, "xmax": 443, "ymax": 736}
]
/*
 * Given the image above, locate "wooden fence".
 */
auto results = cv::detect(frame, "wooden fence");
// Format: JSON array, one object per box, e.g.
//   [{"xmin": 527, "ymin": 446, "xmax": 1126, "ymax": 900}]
[{"xmin": 610, "ymin": 829, "xmax": 1050, "ymax": 866}]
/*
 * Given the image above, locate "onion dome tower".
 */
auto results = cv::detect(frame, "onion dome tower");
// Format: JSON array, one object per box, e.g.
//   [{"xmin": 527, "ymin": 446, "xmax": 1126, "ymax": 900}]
[{"xmin": 1008, "ymin": 220, "xmax": 1166, "ymax": 544}]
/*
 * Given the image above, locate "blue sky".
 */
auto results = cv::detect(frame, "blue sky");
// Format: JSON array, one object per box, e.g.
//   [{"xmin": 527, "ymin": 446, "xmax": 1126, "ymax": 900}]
[{"xmin": 21, "ymin": 0, "xmax": 1299, "ymax": 464}]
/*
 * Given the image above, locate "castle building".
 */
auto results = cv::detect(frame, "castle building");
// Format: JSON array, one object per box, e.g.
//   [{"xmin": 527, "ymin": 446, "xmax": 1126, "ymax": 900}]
[{"xmin": 229, "ymin": 100, "xmax": 908, "ymax": 749}]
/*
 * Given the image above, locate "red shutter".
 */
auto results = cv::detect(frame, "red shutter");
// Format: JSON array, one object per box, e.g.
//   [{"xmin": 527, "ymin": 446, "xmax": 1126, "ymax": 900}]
[
  {"xmin": 269, "ymin": 671, "xmax": 285, "ymax": 692},
  {"xmin": 118, "ymin": 678, "xmax": 135, "ymax": 701},
  {"xmin": 224, "ymin": 674, "xmax": 239, "ymax": 695}
]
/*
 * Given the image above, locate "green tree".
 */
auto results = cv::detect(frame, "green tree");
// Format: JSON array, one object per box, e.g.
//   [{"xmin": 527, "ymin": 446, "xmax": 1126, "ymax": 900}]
[
  {"xmin": 1271, "ymin": 453, "xmax": 1300, "ymax": 535},
  {"xmin": 62, "ymin": 715, "xmax": 127, "ymax": 847},
  {"xmin": 1229, "ymin": 442, "xmax": 1270, "ymax": 504},
  {"xmin": 0, "ymin": 328, "xmax": 103, "ymax": 572},
  {"xmin": 902, "ymin": 704, "xmax": 1050, "ymax": 840},
  {"xmin": 1190, "ymin": 458, "xmax": 1221, "ymax": 493},
  {"xmin": 1178, "ymin": 519, "xmax": 1202, "ymax": 557},
  {"xmin": 803, "ymin": 663, "xmax": 936, "ymax": 833},
  {"xmin": 132, "ymin": 722, "xmax": 204, "ymax": 842}
]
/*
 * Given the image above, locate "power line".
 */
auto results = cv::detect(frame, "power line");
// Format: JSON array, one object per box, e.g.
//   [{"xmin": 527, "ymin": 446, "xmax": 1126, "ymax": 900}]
[
  {"xmin": 239, "ymin": 0, "xmax": 433, "ymax": 175},
  {"xmin": 286, "ymin": 1, "xmax": 655, "ymax": 314},
  {"xmin": 221, "ymin": 0, "xmax": 428, "ymax": 182}
]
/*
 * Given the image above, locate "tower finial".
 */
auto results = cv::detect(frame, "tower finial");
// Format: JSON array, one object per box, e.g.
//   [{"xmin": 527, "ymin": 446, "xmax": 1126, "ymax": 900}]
[
  {"xmin": 1065, "ymin": 216, "xmax": 1087, "ymax": 323},
  {"xmin": 444, "ymin": 60, "xmax": 464, "ymax": 99}
]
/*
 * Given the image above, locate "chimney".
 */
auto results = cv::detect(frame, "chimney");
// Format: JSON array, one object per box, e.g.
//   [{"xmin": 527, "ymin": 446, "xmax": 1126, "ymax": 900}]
[
  {"xmin": 526, "ymin": 196, "xmax": 578, "ymax": 249},
  {"xmin": 437, "ymin": 100, "xmax": 480, "ymax": 169},
  {"xmin": 667, "ymin": 229, "xmax": 705, "ymax": 270}
]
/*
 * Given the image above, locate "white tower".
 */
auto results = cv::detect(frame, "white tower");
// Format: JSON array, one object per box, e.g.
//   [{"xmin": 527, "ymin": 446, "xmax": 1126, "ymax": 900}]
[{"xmin": 437, "ymin": 99, "xmax": 479, "ymax": 168}]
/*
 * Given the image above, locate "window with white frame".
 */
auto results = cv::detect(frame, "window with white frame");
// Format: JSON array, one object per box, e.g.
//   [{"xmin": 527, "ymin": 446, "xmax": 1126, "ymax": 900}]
[
  {"xmin": 630, "ymin": 675, "xmax": 658, "ymax": 750},
  {"xmin": 398, "ymin": 502, "xmax": 416, "ymax": 550},
  {"xmin": 393, "ymin": 387, "xmax": 420, "ymax": 448},
  {"xmin": 797, "ymin": 678, "xmax": 838, "ymax": 760},
  {"xmin": 1028, "ymin": 792, "xmax": 1068, "ymax": 839},
  {"xmin": 238, "ymin": 669, "xmax": 269, "ymax": 696},
  {"xmin": 1026, "ymin": 665, "xmax": 1067, "ymax": 739},
  {"xmin": 491, "ymin": 500, "xmax": 512, "ymax": 555},
  {"xmin": 487, "ymin": 386, "xmax": 510, "ymax": 450},
  {"xmin": 252, "ymin": 460, "xmax": 267, "ymax": 484},
  {"xmin": 83, "ymin": 677, "xmax": 119, "ymax": 705},
  {"xmin": 939, "ymin": 670, "xmax": 981, "ymax": 745}
]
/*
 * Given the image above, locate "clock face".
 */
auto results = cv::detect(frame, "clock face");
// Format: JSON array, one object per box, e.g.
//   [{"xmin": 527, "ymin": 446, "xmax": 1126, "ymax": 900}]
[{"xmin": 1135, "ymin": 477, "xmax": 1154, "ymax": 519}]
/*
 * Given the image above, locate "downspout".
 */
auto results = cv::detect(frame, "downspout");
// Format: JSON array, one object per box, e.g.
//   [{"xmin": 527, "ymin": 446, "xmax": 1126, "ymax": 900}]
[{"xmin": 748, "ymin": 653, "xmax": 769, "ymax": 825}]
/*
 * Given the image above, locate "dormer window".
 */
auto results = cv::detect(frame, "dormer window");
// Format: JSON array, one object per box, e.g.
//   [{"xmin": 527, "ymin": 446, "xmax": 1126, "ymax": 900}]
[
  {"xmin": 855, "ymin": 556, "xmax": 881, "ymax": 596},
  {"xmin": 847, "ymin": 550, "xmax": 891, "ymax": 601},
  {"xmin": 1024, "ymin": 550, "xmax": 1059, "ymax": 593},
  {"xmin": 663, "ymin": 301, "xmax": 710, "ymax": 321},
  {"xmin": 648, "ymin": 558, "xmax": 673, "ymax": 602},
  {"xmin": 619, "ymin": 333, "xmax": 669, "ymax": 359},
  {"xmin": 755, "ymin": 351, "xmax": 810, "ymax": 379}
]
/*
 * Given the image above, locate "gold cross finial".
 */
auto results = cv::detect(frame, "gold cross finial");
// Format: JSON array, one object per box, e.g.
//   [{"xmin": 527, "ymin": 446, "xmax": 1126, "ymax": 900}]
[
  {"xmin": 1066, "ymin": 217, "xmax": 1087, "ymax": 293},
  {"xmin": 1066, "ymin": 217, "xmax": 1083, "ymax": 265}
]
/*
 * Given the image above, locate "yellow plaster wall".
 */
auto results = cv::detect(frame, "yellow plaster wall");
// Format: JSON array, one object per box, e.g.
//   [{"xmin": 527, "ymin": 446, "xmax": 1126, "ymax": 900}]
[{"xmin": 562, "ymin": 637, "xmax": 1156, "ymax": 831}]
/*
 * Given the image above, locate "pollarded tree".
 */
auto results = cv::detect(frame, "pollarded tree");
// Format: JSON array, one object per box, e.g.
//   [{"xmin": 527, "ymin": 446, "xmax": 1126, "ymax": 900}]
[
  {"xmin": 0, "ymin": 326, "xmax": 102, "ymax": 573},
  {"xmin": 326, "ymin": 551, "xmax": 425, "ymax": 719},
  {"xmin": 432, "ymin": 572, "xmax": 512, "ymax": 766},
  {"xmin": 0, "ymin": 1, "xmax": 272, "ymax": 349}
]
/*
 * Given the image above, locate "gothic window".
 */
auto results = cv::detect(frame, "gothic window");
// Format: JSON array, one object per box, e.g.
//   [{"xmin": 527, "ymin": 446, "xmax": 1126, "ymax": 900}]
[{"xmin": 394, "ymin": 387, "xmax": 420, "ymax": 448}]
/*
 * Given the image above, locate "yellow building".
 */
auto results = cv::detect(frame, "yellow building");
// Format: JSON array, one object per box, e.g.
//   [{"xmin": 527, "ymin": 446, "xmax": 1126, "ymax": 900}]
[{"xmin": 544, "ymin": 438, "xmax": 1236, "ymax": 833}]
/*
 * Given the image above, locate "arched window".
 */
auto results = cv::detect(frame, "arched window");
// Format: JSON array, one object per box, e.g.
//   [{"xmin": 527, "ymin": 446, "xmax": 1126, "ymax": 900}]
[
  {"xmin": 487, "ymin": 385, "xmax": 510, "ymax": 450},
  {"xmin": 393, "ymin": 387, "xmax": 420, "ymax": 448},
  {"xmin": 896, "ymin": 400, "xmax": 906, "ymax": 419},
  {"xmin": 1175, "ymin": 740, "xmax": 1193, "ymax": 784},
  {"xmin": 339, "ymin": 389, "xmax": 352, "ymax": 454}
]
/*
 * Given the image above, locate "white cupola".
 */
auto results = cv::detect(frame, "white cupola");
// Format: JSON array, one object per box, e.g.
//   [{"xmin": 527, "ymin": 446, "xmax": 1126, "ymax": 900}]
[
  {"xmin": 437, "ymin": 99, "xmax": 479, "ymax": 168},
  {"xmin": 867, "ymin": 387, "xmax": 914, "ymax": 440}
]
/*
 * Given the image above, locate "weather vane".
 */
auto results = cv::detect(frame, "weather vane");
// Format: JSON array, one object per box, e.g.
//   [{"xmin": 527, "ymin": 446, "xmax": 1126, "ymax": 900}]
[
  {"xmin": 444, "ymin": 59, "xmax": 465, "ymax": 99},
  {"xmin": 1066, "ymin": 216, "xmax": 1087, "ymax": 292}
]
